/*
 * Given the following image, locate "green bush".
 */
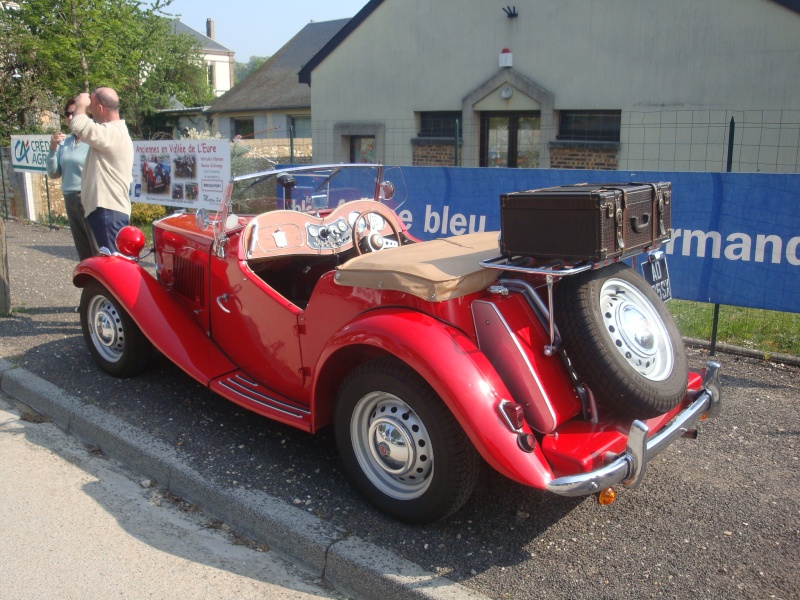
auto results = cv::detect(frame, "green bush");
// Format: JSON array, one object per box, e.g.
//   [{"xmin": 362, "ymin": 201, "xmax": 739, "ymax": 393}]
[{"xmin": 131, "ymin": 202, "xmax": 166, "ymax": 226}]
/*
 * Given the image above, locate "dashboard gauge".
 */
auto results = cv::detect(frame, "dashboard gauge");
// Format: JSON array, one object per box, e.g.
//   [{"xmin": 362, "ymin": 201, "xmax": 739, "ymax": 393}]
[
  {"xmin": 368, "ymin": 213, "xmax": 385, "ymax": 230},
  {"xmin": 349, "ymin": 211, "xmax": 367, "ymax": 233},
  {"xmin": 338, "ymin": 219, "xmax": 347, "ymax": 232},
  {"xmin": 308, "ymin": 225, "xmax": 319, "ymax": 237}
]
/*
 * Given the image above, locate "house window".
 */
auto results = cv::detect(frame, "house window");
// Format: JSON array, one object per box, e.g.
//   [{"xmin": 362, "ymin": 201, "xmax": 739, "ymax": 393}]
[
  {"xmin": 207, "ymin": 63, "xmax": 215, "ymax": 87},
  {"xmin": 288, "ymin": 116, "xmax": 311, "ymax": 138},
  {"xmin": 558, "ymin": 110, "xmax": 621, "ymax": 142},
  {"xmin": 233, "ymin": 118, "xmax": 254, "ymax": 139},
  {"xmin": 350, "ymin": 136, "xmax": 376, "ymax": 163},
  {"xmin": 419, "ymin": 112, "xmax": 462, "ymax": 138}
]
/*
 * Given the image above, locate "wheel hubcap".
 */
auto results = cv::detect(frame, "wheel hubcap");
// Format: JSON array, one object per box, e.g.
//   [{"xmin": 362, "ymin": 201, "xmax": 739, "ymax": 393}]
[
  {"xmin": 351, "ymin": 392, "xmax": 433, "ymax": 499},
  {"xmin": 87, "ymin": 295, "xmax": 124, "ymax": 363},
  {"xmin": 599, "ymin": 278, "xmax": 673, "ymax": 381}
]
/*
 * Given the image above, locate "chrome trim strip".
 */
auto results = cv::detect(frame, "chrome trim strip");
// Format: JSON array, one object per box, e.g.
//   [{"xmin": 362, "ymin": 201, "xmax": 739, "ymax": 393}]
[
  {"xmin": 473, "ymin": 300, "xmax": 558, "ymax": 432},
  {"xmin": 545, "ymin": 361, "xmax": 721, "ymax": 496},
  {"xmin": 218, "ymin": 375, "xmax": 310, "ymax": 419},
  {"xmin": 233, "ymin": 163, "xmax": 383, "ymax": 182}
]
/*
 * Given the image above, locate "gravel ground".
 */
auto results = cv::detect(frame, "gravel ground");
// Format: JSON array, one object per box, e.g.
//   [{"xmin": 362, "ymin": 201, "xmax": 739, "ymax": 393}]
[{"xmin": 1, "ymin": 219, "xmax": 798, "ymax": 600}]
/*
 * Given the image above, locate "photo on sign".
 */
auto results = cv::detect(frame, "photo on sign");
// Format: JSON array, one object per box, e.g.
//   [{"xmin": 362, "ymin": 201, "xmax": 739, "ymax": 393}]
[
  {"xmin": 174, "ymin": 154, "xmax": 196, "ymax": 179},
  {"xmin": 140, "ymin": 154, "xmax": 171, "ymax": 195}
]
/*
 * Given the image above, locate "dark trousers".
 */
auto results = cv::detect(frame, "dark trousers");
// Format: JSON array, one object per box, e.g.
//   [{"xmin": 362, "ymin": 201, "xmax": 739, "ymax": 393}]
[
  {"xmin": 86, "ymin": 207, "xmax": 130, "ymax": 254},
  {"xmin": 63, "ymin": 192, "xmax": 99, "ymax": 261}
]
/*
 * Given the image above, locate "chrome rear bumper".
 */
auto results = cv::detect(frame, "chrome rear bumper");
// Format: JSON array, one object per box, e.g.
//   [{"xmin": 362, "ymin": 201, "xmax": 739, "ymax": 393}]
[{"xmin": 545, "ymin": 361, "xmax": 721, "ymax": 497}]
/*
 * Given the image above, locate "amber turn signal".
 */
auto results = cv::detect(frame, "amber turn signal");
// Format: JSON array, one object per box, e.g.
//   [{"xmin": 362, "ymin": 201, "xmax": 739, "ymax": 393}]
[{"xmin": 597, "ymin": 487, "xmax": 617, "ymax": 505}]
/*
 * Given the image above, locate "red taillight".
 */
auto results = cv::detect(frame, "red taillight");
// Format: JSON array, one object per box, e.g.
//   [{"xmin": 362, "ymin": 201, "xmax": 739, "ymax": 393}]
[{"xmin": 498, "ymin": 400, "xmax": 525, "ymax": 432}]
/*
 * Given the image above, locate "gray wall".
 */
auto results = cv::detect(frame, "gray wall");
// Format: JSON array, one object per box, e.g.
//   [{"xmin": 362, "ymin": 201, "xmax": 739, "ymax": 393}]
[{"xmin": 308, "ymin": 0, "xmax": 800, "ymax": 170}]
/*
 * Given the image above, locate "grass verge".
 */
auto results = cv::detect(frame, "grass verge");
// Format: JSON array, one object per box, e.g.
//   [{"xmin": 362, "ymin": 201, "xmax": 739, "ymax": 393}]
[{"xmin": 669, "ymin": 300, "xmax": 800, "ymax": 357}]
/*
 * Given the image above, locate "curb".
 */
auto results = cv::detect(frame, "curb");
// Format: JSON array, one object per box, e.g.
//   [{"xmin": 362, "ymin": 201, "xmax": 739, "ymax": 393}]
[{"xmin": 0, "ymin": 358, "xmax": 488, "ymax": 600}]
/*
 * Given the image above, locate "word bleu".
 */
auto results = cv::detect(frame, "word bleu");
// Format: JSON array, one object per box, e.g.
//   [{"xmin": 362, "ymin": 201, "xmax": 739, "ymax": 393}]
[{"xmin": 399, "ymin": 205, "xmax": 487, "ymax": 235}]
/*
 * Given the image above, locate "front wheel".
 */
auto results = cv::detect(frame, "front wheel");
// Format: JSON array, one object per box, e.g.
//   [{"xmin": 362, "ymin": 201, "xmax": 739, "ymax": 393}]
[
  {"xmin": 555, "ymin": 262, "xmax": 688, "ymax": 419},
  {"xmin": 79, "ymin": 281, "xmax": 152, "ymax": 377},
  {"xmin": 335, "ymin": 358, "xmax": 480, "ymax": 524}
]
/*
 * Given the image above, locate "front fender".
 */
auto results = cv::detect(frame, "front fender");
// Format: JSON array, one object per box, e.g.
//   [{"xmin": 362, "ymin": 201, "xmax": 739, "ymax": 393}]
[
  {"xmin": 315, "ymin": 309, "xmax": 556, "ymax": 489},
  {"xmin": 73, "ymin": 257, "xmax": 236, "ymax": 384}
]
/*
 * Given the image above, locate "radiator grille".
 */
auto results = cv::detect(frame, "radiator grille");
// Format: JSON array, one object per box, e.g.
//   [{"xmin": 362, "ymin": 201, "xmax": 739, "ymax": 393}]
[{"xmin": 173, "ymin": 254, "xmax": 205, "ymax": 306}]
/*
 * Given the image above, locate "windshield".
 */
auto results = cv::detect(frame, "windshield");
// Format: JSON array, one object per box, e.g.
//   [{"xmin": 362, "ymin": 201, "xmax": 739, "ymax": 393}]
[{"xmin": 225, "ymin": 164, "xmax": 406, "ymax": 224}]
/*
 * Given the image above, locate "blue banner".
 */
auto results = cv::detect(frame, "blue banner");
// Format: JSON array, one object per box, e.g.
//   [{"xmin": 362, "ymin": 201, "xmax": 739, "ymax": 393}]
[{"xmin": 392, "ymin": 167, "xmax": 800, "ymax": 314}]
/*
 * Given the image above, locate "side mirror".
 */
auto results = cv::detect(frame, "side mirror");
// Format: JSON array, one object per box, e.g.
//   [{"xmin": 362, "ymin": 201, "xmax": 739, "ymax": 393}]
[{"xmin": 379, "ymin": 181, "xmax": 395, "ymax": 201}]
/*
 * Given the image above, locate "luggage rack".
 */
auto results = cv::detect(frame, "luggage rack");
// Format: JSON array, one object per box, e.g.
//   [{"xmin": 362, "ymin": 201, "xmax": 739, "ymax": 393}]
[
  {"xmin": 479, "ymin": 254, "xmax": 607, "ymax": 423},
  {"xmin": 479, "ymin": 254, "xmax": 598, "ymax": 357},
  {"xmin": 479, "ymin": 252, "xmax": 642, "ymax": 348}
]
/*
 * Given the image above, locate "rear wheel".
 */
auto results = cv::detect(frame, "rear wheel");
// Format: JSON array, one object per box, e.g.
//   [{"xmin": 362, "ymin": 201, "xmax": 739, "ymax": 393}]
[
  {"xmin": 555, "ymin": 262, "xmax": 687, "ymax": 418},
  {"xmin": 79, "ymin": 281, "xmax": 152, "ymax": 377},
  {"xmin": 335, "ymin": 358, "xmax": 480, "ymax": 524}
]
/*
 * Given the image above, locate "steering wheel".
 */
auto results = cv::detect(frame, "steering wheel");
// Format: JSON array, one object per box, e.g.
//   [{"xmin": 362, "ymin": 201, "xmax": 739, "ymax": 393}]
[{"xmin": 351, "ymin": 209, "xmax": 401, "ymax": 255}]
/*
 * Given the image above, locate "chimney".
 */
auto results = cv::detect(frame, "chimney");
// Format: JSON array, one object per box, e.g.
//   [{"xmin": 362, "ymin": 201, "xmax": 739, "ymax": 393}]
[{"xmin": 206, "ymin": 18, "xmax": 215, "ymax": 40}]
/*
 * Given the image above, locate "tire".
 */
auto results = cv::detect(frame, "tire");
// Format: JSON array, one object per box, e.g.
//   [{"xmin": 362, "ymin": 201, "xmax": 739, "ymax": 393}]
[
  {"xmin": 79, "ymin": 281, "xmax": 152, "ymax": 378},
  {"xmin": 555, "ymin": 262, "xmax": 687, "ymax": 419},
  {"xmin": 335, "ymin": 358, "xmax": 481, "ymax": 524}
]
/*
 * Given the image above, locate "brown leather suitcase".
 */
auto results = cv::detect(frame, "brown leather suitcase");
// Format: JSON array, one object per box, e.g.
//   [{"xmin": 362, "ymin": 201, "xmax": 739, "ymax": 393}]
[{"xmin": 499, "ymin": 182, "xmax": 672, "ymax": 263}]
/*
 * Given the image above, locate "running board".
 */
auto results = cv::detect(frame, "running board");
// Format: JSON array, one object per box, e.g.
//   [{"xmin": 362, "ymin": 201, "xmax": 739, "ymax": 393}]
[{"xmin": 210, "ymin": 371, "xmax": 312, "ymax": 432}]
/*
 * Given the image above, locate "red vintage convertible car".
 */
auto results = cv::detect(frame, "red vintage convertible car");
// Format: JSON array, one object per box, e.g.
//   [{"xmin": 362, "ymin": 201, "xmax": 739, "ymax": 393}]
[{"xmin": 73, "ymin": 164, "xmax": 721, "ymax": 524}]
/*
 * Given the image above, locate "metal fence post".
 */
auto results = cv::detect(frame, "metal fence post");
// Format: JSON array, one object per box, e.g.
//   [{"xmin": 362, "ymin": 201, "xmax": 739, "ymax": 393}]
[
  {"xmin": 455, "ymin": 119, "xmax": 460, "ymax": 167},
  {"xmin": 710, "ymin": 116, "xmax": 736, "ymax": 356}
]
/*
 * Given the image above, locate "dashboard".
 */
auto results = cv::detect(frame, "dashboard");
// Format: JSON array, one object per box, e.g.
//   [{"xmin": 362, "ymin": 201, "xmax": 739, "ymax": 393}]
[{"xmin": 243, "ymin": 200, "xmax": 396, "ymax": 261}]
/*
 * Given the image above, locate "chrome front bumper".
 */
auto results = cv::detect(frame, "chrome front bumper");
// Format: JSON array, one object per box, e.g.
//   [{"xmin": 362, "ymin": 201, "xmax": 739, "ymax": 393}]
[{"xmin": 545, "ymin": 361, "xmax": 722, "ymax": 497}]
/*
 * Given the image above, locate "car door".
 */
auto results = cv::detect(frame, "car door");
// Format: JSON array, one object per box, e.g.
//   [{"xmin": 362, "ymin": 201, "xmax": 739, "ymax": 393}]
[{"xmin": 208, "ymin": 226, "xmax": 308, "ymax": 404}]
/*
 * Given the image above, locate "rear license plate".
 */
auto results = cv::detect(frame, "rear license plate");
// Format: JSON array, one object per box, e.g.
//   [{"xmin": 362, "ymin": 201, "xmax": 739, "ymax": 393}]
[{"xmin": 640, "ymin": 253, "xmax": 672, "ymax": 302}]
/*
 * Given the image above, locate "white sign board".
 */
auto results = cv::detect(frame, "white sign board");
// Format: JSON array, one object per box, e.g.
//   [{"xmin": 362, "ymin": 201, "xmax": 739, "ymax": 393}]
[
  {"xmin": 10, "ymin": 135, "xmax": 52, "ymax": 173},
  {"xmin": 131, "ymin": 139, "xmax": 231, "ymax": 210}
]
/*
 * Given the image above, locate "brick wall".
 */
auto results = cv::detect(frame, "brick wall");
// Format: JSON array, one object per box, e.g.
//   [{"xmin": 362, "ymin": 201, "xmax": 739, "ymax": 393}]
[
  {"xmin": 549, "ymin": 142, "xmax": 619, "ymax": 170},
  {"xmin": 411, "ymin": 139, "xmax": 460, "ymax": 167},
  {"xmin": 237, "ymin": 138, "xmax": 313, "ymax": 163}
]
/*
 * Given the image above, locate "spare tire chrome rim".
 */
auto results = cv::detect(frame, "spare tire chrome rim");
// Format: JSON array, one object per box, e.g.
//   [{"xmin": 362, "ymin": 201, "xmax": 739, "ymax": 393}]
[{"xmin": 599, "ymin": 278, "xmax": 673, "ymax": 381}]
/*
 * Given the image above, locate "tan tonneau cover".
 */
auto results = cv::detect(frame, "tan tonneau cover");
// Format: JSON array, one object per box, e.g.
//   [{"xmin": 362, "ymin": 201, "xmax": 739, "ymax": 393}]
[{"xmin": 334, "ymin": 231, "xmax": 501, "ymax": 301}]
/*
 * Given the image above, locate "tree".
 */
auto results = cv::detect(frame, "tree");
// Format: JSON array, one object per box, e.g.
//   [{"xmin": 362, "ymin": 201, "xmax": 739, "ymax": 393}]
[
  {"xmin": 0, "ymin": 3, "xmax": 52, "ymax": 144},
  {"xmin": 234, "ymin": 55, "xmax": 269, "ymax": 84},
  {"xmin": 0, "ymin": 0, "xmax": 214, "ymax": 142}
]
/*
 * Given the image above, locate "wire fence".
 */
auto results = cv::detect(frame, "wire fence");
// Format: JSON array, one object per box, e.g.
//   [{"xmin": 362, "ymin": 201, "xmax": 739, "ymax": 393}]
[
  {"xmin": 229, "ymin": 109, "xmax": 800, "ymax": 174},
  {"xmin": 2, "ymin": 109, "xmax": 799, "ymax": 358}
]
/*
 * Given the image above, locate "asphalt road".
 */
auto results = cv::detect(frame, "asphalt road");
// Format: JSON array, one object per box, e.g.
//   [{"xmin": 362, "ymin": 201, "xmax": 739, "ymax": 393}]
[{"xmin": 1, "ymin": 219, "xmax": 797, "ymax": 599}]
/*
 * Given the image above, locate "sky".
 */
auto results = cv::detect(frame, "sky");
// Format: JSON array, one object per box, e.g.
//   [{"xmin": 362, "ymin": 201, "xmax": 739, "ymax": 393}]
[{"xmin": 163, "ymin": 0, "xmax": 370, "ymax": 61}]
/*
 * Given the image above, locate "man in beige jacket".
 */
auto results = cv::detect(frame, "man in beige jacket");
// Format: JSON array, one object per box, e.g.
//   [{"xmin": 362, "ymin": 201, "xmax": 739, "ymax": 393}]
[{"xmin": 70, "ymin": 87, "xmax": 133, "ymax": 254}]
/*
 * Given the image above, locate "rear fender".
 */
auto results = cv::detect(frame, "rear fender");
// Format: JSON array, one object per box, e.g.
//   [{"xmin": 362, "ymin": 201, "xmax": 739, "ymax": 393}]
[
  {"xmin": 73, "ymin": 257, "xmax": 236, "ymax": 384},
  {"xmin": 314, "ymin": 309, "xmax": 556, "ymax": 489}
]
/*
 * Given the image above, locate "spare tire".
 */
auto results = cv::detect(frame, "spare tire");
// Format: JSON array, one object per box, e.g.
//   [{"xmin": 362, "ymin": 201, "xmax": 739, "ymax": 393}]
[{"xmin": 554, "ymin": 262, "xmax": 687, "ymax": 419}]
